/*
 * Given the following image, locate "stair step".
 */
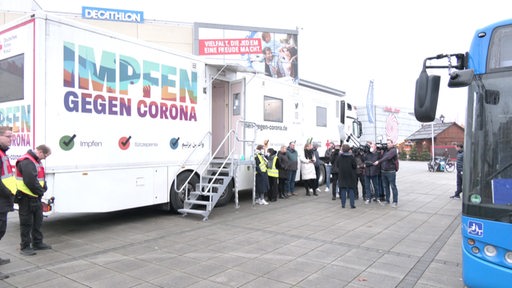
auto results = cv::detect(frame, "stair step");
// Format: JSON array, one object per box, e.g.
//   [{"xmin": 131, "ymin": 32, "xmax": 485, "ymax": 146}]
[
  {"xmin": 178, "ymin": 208, "xmax": 209, "ymax": 216},
  {"xmin": 190, "ymin": 191, "xmax": 217, "ymax": 196},
  {"xmin": 185, "ymin": 199, "xmax": 212, "ymax": 206},
  {"xmin": 206, "ymin": 168, "xmax": 230, "ymax": 173},
  {"xmin": 198, "ymin": 183, "xmax": 224, "ymax": 188},
  {"xmin": 180, "ymin": 155, "xmax": 236, "ymax": 220},
  {"xmin": 210, "ymin": 158, "xmax": 231, "ymax": 163},
  {"xmin": 201, "ymin": 175, "xmax": 230, "ymax": 180}
]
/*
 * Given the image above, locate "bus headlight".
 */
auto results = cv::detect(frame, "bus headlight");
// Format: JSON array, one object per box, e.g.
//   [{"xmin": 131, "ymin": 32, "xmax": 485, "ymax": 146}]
[
  {"xmin": 484, "ymin": 245, "xmax": 497, "ymax": 257},
  {"xmin": 505, "ymin": 252, "xmax": 512, "ymax": 264}
]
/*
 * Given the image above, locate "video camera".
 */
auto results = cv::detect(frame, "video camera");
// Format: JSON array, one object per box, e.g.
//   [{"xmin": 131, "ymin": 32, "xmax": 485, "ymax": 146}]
[
  {"xmin": 376, "ymin": 142, "xmax": 388, "ymax": 152},
  {"xmin": 352, "ymin": 144, "xmax": 370, "ymax": 156},
  {"xmin": 352, "ymin": 145, "xmax": 370, "ymax": 156}
]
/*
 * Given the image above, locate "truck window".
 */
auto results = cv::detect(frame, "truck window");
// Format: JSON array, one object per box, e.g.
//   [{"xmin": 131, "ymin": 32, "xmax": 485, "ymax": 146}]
[
  {"xmin": 316, "ymin": 106, "xmax": 327, "ymax": 127},
  {"xmin": 264, "ymin": 96, "xmax": 283, "ymax": 122},
  {"xmin": 0, "ymin": 53, "xmax": 24, "ymax": 103}
]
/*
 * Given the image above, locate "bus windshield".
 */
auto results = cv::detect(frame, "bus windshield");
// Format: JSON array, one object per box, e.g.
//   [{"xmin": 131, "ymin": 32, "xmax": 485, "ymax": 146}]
[{"xmin": 464, "ymin": 70, "xmax": 512, "ymax": 222}]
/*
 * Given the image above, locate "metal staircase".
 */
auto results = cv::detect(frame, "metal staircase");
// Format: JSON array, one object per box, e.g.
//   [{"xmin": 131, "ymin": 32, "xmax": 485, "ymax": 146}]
[
  {"xmin": 177, "ymin": 120, "xmax": 257, "ymax": 221},
  {"xmin": 177, "ymin": 157, "xmax": 234, "ymax": 221}
]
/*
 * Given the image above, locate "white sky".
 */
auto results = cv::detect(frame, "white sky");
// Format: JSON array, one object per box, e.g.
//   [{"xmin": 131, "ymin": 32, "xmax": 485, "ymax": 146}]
[{"xmin": 17, "ymin": 0, "xmax": 512, "ymax": 124}]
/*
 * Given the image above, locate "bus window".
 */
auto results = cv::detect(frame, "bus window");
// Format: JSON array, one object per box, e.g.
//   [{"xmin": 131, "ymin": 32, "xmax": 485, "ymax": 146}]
[{"xmin": 488, "ymin": 25, "xmax": 512, "ymax": 71}]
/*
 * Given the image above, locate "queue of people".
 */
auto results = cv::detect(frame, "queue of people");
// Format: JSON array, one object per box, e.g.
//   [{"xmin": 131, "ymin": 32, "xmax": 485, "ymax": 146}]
[
  {"xmin": 0, "ymin": 126, "xmax": 52, "ymax": 279},
  {"xmin": 253, "ymin": 138, "xmax": 401, "ymax": 210},
  {"xmin": 254, "ymin": 139, "xmax": 326, "ymax": 204}
]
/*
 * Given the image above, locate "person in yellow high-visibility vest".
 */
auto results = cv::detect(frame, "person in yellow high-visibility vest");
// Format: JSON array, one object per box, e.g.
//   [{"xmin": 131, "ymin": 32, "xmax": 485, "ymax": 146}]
[
  {"xmin": 266, "ymin": 148, "xmax": 279, "ymax": 202},
  {"xmin": 0, "ymin": 126, "xmax": 15, "ymax": 279},
  {"xmin": 255, "ymin": 144, "xmax": 269, "ymax": 205},
  {"xmin": 15, "ymin": 144, "xmax": 52, "ymax": 256}
]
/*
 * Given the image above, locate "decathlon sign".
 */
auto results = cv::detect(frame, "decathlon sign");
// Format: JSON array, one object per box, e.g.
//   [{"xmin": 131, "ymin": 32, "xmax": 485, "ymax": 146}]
[{"xmin": 82, "ymin": 6, "xmax": 144, "ymax": 23}]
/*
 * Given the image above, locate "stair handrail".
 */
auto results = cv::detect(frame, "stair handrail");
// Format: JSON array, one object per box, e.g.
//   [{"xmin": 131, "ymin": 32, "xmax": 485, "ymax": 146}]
[
  {"xmin": 201, "ymin": 129, "xmax": 236, "ymax": 202},
  {"xmin": 176, "ymin": 119, "xmax": 258, "ymax": 213},
  {"xmin": 174, "ymin": 131, "xmax": 212, "ymax": 194},
  {"xmin": 233, "ymin": 120, "xmax": 258, "ymax": 207},
  {"xmin": 201, "ymin": 119, "xmax": 258, "ymax": 202}
]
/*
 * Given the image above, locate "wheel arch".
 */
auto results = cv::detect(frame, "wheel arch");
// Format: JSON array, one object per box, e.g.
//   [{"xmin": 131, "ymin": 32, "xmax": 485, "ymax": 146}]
[{"xmin": 167, "ymin": 169, "xmax": 200, "ymax": 213}]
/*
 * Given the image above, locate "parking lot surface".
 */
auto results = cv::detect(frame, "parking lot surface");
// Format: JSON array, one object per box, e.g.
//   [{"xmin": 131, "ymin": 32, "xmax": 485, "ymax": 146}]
[{"xmin": 0, "ymin": 160, "xmax": 463, "ymax": 287}]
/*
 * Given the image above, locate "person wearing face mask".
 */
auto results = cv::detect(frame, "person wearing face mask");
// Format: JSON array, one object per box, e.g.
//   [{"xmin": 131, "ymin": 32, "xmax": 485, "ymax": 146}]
[{"xmin": 363, "ymin": 141, "xmax": 382, "ymax": 204}]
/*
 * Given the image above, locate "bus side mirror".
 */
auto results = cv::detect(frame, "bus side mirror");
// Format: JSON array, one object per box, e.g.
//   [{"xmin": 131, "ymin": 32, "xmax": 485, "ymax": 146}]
[
  {"xmin": 448, "ymin": 69, "xmax": 474, "ymax": 88},
  {"xmin": 414, "ymin": 68, "xmax": 440, "ymax": 122}
]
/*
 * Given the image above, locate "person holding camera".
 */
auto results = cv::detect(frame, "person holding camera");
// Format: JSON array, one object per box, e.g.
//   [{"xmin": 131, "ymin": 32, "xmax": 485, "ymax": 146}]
[
  {"xmin": 363, "ymin": 141, "xmax": 382, "ymax": 204},
  {"xmin": 354, "ymin": 149, "xmax": 366, "ymax": 200},
  {"xmin": 373, "ymin": 139, "xmax": 399, "ymax": 207}
]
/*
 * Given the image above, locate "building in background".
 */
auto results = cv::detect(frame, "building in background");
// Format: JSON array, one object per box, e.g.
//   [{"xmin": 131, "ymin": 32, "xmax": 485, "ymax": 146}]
[
  {"xmin": 405, "ymin": 121, "xmax": 464, "ymax": 160},
  {"xmin": 357, "ymin": 104, "xmax": 420, "ymax": 147}
]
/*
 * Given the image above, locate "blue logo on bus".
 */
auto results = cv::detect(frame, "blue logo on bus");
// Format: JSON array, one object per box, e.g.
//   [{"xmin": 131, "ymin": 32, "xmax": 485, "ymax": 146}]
[{"xmin": 467, "ymin": 220, "xmax": 483, "ymax": 237}]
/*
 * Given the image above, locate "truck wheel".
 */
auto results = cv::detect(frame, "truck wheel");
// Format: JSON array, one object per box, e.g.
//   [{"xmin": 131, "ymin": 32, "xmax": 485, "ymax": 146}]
[
  {"xmin": 170, "ymin": 171, "xmax": 199, "ymax": 213},
  {"xmin": 215, "ymin": 178, "xmax": 235, "ymax": 207}
]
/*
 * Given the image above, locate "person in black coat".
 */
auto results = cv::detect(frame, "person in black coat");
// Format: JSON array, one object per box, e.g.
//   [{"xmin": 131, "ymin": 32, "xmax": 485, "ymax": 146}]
[
  {"xmin": 0, "ymin": 126, "xmax": 15, "ymax": 279},
  {"xmin": 363, "ymin": 142, "xmax": 381, "ymax": 204},
  {"xmin": 277, "ymin": 145, "xmax": 289, "ymax": 199},
  {"xmin": 450, "ymin": 144, "xmax": 464, "ymax": 199},
  {"xmin": 329, "ymin": 145, "xmax": 340, "ymax": 200},
  {"xmin": 335, "ymin": 144, "xmax": 357, "ymax": 208}
]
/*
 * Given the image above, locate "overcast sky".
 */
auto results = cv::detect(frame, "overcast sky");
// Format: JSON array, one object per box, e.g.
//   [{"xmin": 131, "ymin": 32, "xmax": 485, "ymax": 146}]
[{"xmin": 16, "ymin": 0, "xmax": 512, "ymax": 124}]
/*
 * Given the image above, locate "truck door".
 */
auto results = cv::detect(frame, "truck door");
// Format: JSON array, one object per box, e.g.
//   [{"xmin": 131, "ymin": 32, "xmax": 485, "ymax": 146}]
[
  {"xmin": 230, "ymin": 79, "xmax": 245, "ymax": 159},
  {"xmin": 212, "ymin": 80, "xmax": 229, "ymax": 158},
  {"xmin": 210, "ymin": 78, "xmax": 245, "ymax": 159}
]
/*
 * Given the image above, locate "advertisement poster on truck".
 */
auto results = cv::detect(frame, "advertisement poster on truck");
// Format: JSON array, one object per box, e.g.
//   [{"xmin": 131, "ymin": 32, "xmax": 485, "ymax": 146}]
[
  {"xmin": 195, "ymin": 24, "xmax": 298, "ymax": 83},
  {"xmin": 0, "ymin": 16, "xmax": 209, "ymax": 169}
]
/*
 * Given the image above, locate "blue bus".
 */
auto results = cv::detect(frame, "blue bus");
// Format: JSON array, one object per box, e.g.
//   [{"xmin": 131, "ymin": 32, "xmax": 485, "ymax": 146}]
[{"xmin": 415, "ymin": 20, "xmax": 512, "ymax": 287}]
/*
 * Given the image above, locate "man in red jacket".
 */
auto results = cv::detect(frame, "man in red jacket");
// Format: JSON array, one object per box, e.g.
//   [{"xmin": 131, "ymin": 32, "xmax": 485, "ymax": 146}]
[
  {"xmin": 16, "ymin": 144, "xmax": 52, "ymax": 256},
  {"xmin": 0, "ymin": 126, "xmax": 15, "ymax": 279}
]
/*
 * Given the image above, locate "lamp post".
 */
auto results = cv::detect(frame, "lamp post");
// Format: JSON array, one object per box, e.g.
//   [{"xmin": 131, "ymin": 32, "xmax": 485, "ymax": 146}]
[
  {"xmin": 431, "ymin": 121, "xmax": 435, "ymax": 162},
  {"xmin": 431, "ymin": 115, "xmax": 445, "ymax": 166}
]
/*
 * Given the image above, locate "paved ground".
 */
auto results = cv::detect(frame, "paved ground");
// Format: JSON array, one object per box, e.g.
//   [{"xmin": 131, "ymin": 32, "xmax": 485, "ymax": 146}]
[{"xmin": 0, "ymin": 160, "xmax": 463, "ymax": 288}]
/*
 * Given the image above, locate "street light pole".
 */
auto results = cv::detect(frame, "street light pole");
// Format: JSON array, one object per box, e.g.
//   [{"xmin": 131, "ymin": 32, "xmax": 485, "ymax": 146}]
[{"xmin": 431, "ymin": 121, "xmax": 435, "ymax": 162}]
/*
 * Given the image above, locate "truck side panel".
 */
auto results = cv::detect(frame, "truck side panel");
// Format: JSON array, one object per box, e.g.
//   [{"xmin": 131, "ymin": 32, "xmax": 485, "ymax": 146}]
[{"xmin": 1, "ymin": 14, "xmax": 211, "ymax": 213}]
